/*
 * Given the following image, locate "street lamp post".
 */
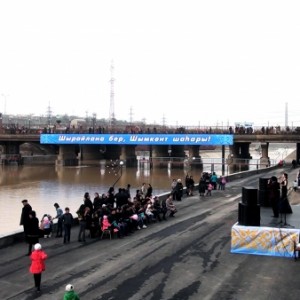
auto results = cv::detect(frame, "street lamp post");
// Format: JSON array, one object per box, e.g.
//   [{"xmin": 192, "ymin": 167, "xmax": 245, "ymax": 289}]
[
  {"xmin": 1, "ymin": 93, "xmax": 8, "ymax": 115},
  {"xmin": 112, "ymin": 160, "xmax": 124, "ymax": 188},
  {"xmin": 168, "ymin": 148, "xmax": 172, "ymax": 162},
  {"xmin": 192, "ymin": 156, "xmax": 195, "ymax": 165},
  {"xmin": 226, "ymin": 154, "xmax": 234, "ymax": 176},
  {"xmin": 92, "ymin": 113, "xmax": 96, "ymax": 133},
  {"xmin": 168, "ymin": 148, "xmax": 172, "ymax": 170}
]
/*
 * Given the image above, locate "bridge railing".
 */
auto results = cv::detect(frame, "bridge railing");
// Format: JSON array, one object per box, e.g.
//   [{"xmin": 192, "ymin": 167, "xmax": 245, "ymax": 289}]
[
  {"xmin": 200, "ymin": 157, "xmax": 277, "ymax": 173},
  {"xmin": 1, "ymin": 121, "xmax": 300, "ymax": 135}
]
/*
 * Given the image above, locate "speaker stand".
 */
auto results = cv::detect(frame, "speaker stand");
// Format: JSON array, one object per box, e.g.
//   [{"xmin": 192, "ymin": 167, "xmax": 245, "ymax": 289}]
[{"xmin": 278, "ymin": 213, "xmax": 294, "ymax": 228}]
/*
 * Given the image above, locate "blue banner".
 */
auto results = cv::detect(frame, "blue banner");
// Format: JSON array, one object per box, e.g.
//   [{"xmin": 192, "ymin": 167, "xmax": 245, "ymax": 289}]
[{"xmin": 40, "ymin": 134, "xmax": 233, "ymax": 145}]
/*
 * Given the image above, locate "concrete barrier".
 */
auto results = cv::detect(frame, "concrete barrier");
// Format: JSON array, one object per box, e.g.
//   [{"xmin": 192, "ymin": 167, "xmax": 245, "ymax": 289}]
[
  {"xmin": 226, "ymin": 164, "xmax": 280, "ymax": 182},
  {"xmin": 0, "ymin": 232, "xmax": 25, "ymax": 249}
]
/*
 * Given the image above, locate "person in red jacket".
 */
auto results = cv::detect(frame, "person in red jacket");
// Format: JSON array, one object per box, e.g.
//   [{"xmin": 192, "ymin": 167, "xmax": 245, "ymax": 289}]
[{"xmin": 29, "ymin": 243, "xmax": 48, "ymax": 292}]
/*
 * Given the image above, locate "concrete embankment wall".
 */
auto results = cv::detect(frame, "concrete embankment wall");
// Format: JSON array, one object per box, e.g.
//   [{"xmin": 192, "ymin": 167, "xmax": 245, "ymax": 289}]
[{"xmin": 0, "ymin": 232, "xmax": 25, "ymax": 248}]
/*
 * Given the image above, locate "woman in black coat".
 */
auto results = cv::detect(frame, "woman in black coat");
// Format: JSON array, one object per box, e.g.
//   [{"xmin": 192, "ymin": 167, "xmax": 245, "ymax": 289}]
[
  {"xmin": 174, "ymin": 179, "xmax": 183, "ymax": 201},
  {"xmin": 279, "ymin": 173, "xmax": 293, "ymax": 214},
  {"xmin": 26, "ymin": 211, "xmax": 40, "ymax": 255},
  {"xmin": 198, "ymin": 178, "xmax": 206, "ymax": 197},
  {"xmin": 267, "ymin": 176, "xmax": 280, "ymax": 218}
]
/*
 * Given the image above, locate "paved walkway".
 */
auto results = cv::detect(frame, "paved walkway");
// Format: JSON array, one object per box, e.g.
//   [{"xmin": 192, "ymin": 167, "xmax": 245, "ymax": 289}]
[{"xmin": 1, "ymin": 164, "xmax": 300, "ymax": 299}]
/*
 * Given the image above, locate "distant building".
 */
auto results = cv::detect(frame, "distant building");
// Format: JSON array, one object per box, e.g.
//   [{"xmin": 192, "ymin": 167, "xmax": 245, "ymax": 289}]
[{"xmin": 70, "ymin": 119, "xmax": 87, "ymax": 129}]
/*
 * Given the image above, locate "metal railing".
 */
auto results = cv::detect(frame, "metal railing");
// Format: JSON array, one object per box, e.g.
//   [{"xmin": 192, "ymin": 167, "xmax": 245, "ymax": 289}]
[
  {"xmin": 1, "ymin": 119, "xmax": 300, "ymax": 135},
  {"xmin": 142, "ymin": 156, "xmax": 277, "ymax": 175}
]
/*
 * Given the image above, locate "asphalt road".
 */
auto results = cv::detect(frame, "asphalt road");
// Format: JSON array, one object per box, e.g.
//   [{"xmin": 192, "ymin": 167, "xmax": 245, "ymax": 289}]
[{"xmin": 1, "ymin": 166, "xmax": 300, "ymax": 300}]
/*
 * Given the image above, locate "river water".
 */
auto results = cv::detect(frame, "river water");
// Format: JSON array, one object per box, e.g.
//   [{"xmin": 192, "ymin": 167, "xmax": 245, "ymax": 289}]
[{"xmin": 0, "ymin": 143, "xmax": 295, "ymax": 237}]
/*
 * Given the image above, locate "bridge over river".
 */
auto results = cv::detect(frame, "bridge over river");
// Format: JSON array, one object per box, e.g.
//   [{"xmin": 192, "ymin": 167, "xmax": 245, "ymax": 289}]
[{"xmin": 0, "ymin": 132, "xmax": 299, "ymax": 175}]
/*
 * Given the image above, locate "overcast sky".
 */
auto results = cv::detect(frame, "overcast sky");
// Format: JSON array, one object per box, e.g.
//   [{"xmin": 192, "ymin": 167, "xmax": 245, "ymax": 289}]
[{"xmin": 0, "ymin": 0, "xmax": 300, "ymax": 127}]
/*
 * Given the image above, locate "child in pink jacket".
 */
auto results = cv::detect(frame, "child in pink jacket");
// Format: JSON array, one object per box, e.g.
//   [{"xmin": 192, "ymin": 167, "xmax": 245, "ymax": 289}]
[
  {"xmin": 206, "ymin": 183, "xmax": 213, "ymax": 196},
  {"xmin": 101, "ymin": 215, "xmax": 111, "ymax": 231},
  {"xmin": 29, "ymin": 243, "xmax": 48, "ymax": 292}
]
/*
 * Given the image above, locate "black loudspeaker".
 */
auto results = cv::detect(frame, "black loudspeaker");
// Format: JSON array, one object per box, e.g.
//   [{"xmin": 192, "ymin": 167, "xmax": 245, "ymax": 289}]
[
  {"xmin": 259, "ymin": 177, "xmax": 269, "ymax": 190},
  {"xmin": 238, "ymin": 202, "xmax": 247, "ymax": 225},
  {"xmin": 259, "ymin": 190, "xmax": 270, "ymax": 207},
  {"xmin": 238, "ymin": 202, "xmax": 260, "ymax": 226},
  {"xmin": 242, "ymin": 186, "xmax": 258, "ymax": 206}
]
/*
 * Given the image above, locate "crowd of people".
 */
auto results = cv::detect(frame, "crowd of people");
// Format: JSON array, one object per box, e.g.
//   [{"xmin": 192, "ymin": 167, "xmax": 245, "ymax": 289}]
[
  {"xmin": 19, "ymin": 181, "xmax": 182, "ymax": 294},
  {"xmin": 20, "ymin": 173, "xmax": 230, "ymax": 248},
  {"xmin": 20, "ymin": 181, "xmax": 184, "ymax": 250},
  {"xmin": 169, "ymin": 173, "xmax": 227, "ymax": 201},
  {"xmin": 19, "ymin": 171, "xmax": 231, "ymax": 295},
  {"xmin": 2, "ymin": 119, "xmax": 296, "ymax": 136},
  {"xmin": 16, "ymin": 159, "xmax": 300, "ymax": 298},
  {"xmin": 196, "ymin": 172, "xmax": 227, "ymax": 197}
]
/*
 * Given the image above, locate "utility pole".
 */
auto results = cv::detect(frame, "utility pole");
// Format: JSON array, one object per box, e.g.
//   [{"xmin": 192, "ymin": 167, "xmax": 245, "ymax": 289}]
[
  {"xmin": 285, "ymin": 102, "xmax": 288, "ymax": 128},
  {"xmin": 46, "ymin": 102, "xmax": 52, "ymax": 128},
  {"xmin": 129, "ymin": 106, "xmax": 133, "ymax": 125},
  {"xmin": 1, "ymin": 93, "xmax": 8, "ymax": 115},
  {"xmin": 109, "ymin": 60, "xmax": 115, "ymax": 128},
  {"xmin": 162, "ymin": 114, "xmax": 166, "ymax": 127}
]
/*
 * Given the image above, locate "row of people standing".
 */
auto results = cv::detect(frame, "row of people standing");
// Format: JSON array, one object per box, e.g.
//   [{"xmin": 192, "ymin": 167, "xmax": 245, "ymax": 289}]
[
  {"xmin": 170, "ymin": 173, "xmax": 227, "ymax": 199},
  {"xmin": 20, "ymin": 200, "xmax": 74, "ymax": 253},
  {"xmin": 198, "ymin": 172, "xmax": 227, "ymax": 196},
  {"xmin": 268, "ymin": 172, "xmax": 292, "ymax": 218}
]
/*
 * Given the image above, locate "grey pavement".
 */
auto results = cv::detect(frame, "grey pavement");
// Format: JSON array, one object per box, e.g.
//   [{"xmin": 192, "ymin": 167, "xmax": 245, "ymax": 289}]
[{"xmin": 1, "ymin": 165, "xmax": 300, "ymax": 300}]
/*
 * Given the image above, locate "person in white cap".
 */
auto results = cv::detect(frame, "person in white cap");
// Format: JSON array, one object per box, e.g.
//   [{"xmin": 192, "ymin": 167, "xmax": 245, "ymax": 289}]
[
  {"xmin": 64, "ymin": 283, "xmax": 80, "ymax": 300},
  {"xmin": 29, "ymin": 243, "xmax": 48, "ymax": 292}
]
